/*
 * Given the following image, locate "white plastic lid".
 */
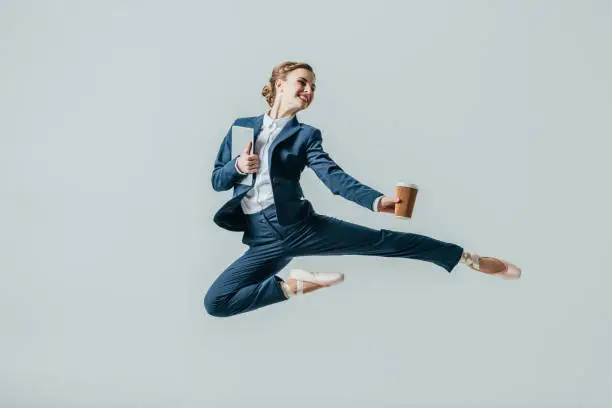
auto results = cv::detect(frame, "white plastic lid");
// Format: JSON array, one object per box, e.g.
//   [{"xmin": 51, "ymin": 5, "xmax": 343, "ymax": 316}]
[{"xmin": 396, "ymin": 181, "xmax": 418, "ymax": 189}]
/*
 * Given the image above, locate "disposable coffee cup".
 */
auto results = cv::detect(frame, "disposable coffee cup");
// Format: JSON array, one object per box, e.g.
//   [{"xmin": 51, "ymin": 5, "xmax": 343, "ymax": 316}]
[{"xmin": 395, "ymin": 181, "xmax": 418, "ymax": 219}]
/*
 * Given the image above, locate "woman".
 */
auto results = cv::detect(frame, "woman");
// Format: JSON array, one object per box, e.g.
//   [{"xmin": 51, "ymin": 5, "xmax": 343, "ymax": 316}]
[{"xmin": 205, "ymin": 61, "xmax": 521, "ymax": 318}]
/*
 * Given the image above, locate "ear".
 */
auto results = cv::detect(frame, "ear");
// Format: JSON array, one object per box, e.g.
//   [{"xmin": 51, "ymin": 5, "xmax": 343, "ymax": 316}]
[{"xmin": 275, "ymin": 78, "xmax": 283, "ymax": 92}]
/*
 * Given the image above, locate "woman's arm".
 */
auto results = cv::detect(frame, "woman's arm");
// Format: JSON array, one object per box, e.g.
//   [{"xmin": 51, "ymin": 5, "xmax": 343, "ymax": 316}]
[
  {"xmin": 306, "ymin": 129, "xmax": 384, "ymax": 211},
  {"xmin": 211, "ymin": 124, "xmax": 248, "ymax": 191}
]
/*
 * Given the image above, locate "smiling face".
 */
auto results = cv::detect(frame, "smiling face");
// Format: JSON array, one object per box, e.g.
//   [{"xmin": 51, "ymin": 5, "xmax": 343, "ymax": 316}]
[{"xmin": 275, "ymin": 68, "xmax": 316, "ymax": 112}]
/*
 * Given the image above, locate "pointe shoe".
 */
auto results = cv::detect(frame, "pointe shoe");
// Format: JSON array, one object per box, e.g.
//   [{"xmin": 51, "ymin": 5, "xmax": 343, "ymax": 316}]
[
  {"xmin": 285, "ymin": 268, "xmax": 345, "ymax": 296},
  {"xmin": 461, "ymin": 252, "xmax": 522, "ymax": 280}
]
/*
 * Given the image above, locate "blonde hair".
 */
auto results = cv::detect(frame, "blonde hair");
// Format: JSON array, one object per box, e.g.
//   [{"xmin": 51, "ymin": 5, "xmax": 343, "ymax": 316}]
[{"xmin": 261, "ymin": 61, "xmax": 315, "ymax": 107}]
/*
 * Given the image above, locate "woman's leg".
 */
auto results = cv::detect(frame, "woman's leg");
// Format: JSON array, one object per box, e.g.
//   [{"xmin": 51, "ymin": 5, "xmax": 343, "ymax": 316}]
[
  {"xmin": 204, "ymin": 242, "xmax": 293, "ymax": 317},
  {"xmin": 287, "ymin": 214, "xmax": 464, "ymax": 273}
]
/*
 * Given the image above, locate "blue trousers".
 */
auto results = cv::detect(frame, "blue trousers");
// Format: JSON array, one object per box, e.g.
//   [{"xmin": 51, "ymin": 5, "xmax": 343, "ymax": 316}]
[{"xmin": 204, "ymin": 205, "xmax": 464, "ymax": 317}]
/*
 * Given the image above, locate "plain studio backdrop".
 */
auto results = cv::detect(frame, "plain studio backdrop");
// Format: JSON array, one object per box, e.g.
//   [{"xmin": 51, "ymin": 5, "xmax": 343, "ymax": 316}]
[{"xmin": 1, "ymin": 0, "xmax": 611, "ymax": 407}]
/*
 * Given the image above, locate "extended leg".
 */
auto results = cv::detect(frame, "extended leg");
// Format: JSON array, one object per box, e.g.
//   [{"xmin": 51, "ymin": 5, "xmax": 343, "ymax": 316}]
[{"xmin": 287, "ymin": 214, "xmax": 464, "ymax": 273}]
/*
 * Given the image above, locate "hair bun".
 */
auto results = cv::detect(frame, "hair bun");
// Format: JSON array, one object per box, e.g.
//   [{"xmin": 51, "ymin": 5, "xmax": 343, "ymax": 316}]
[{"xmin": 261, "ymin": 83, "xmax": 274, "ymax": 106}]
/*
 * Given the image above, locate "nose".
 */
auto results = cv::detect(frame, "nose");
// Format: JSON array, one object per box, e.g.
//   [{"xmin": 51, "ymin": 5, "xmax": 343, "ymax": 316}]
[{"xmin": 302, "ymin": 87, "xmax": 313, "ymax": 100}]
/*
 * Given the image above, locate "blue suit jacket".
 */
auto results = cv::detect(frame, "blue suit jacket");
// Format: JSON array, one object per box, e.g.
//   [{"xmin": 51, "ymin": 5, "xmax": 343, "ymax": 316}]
[{"xmin": 212, "ymin": 114, "xmax": 384, "ymax": 232}]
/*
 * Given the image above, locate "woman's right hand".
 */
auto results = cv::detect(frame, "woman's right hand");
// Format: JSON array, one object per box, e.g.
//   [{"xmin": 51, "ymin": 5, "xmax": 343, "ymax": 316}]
[{"xmin": 236, "ymin": 141, "xmax": 260, "ymax": 174}]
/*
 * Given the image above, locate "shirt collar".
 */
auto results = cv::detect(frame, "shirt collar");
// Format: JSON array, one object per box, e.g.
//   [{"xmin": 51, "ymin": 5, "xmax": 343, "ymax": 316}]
[{"xmin": 263, "ymin": 111, "xmax": 294, "ymax": 130}]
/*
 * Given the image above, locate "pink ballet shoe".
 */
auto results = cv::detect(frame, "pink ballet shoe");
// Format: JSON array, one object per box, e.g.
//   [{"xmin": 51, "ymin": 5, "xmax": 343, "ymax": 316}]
[
  {"xmin": 461, "ymin": 252, "xmax": 522, "ymax": 280},
  {"xmin": 283, "ymin": 268, "xmax": 345, "ymax": 297}
]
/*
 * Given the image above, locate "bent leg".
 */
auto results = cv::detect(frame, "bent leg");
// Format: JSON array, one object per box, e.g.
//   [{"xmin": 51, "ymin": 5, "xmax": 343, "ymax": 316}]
[
  {"xmin": 288, "ymin": 214, "xmax": 463, "ymax": 273},
  {"xmin": 204, "ymin": 243, "xmax": 292, "ymax": 317}
]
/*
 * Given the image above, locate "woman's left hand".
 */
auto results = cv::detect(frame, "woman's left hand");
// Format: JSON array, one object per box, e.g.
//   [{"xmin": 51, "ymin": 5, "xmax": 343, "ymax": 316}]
[{"xmin": 377, "ymin": 196, "xmax": 401, "ymax": 214}]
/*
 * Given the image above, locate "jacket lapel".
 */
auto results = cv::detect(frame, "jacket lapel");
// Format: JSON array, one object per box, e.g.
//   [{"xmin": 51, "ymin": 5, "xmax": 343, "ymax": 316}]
[
  {"xmin": 268, "ymin": 115, "xmax": 301, "ymax": 169},
  {"xmin": 252, "ymin": 115, "xmax": 264, "ymax": 144}
]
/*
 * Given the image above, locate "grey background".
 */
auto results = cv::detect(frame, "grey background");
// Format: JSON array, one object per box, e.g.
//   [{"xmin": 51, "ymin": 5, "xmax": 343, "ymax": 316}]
[{"xmin": 1, "ymin": 0, "xmax": 611, "ymax": 407}]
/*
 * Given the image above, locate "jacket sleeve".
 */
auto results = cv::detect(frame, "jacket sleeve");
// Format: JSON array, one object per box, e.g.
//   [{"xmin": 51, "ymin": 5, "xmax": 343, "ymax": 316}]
[
  {"xmin": 211, "ymin": 123, "xmax": 248, "ymax": 192},
  {"xmin": 306, "ymin": 129, "xmax": 384, "ymax": 211}
]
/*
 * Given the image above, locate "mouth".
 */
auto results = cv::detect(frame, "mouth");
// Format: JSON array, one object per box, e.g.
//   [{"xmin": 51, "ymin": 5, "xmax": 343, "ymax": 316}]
[{"xmin": 298, "ymin": 95, "xmax": 309, "ymax": 104}]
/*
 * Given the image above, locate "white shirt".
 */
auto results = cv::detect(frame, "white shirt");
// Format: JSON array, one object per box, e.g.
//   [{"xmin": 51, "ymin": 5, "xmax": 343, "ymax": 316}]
[
  {"xmin": 238, "ymin": 112, "xmax": 293, "ymax": 214},
  {"xmin": 236, "ymin": 112, "xmax": 383, "ymax": 214}
]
